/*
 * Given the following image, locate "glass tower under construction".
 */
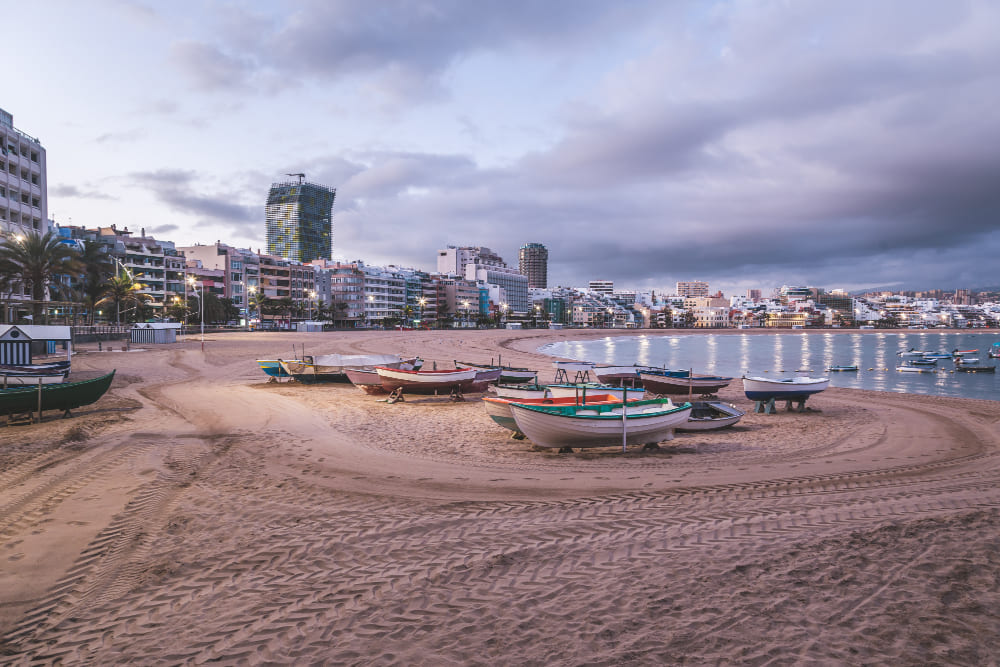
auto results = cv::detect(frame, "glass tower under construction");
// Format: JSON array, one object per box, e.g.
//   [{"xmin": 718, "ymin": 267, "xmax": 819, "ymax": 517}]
[
  {"xmin": 518, "ymin": 242, "xmax": 548, "ymax": 288},
  {"xmin": 265, "ymin": 179, "xmax": 336, "ymax": 262}
]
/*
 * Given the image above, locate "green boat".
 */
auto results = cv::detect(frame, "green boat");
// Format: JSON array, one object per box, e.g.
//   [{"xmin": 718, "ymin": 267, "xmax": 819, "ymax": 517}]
[{"xmin": 0, "ymin": 370, "xmax": 116, "ymax": 417}]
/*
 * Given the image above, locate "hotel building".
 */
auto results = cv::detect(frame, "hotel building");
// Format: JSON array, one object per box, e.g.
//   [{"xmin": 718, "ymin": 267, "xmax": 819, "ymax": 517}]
[{"xmin": 265, "ymin": 178, "xmax": 336, "ymax": 263}]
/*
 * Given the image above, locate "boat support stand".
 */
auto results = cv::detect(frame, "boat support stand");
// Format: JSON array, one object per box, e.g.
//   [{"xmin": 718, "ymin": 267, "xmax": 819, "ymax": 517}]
[{"xmin": 754, "ymin": 398, "xmax": 808, "ymax": 414}]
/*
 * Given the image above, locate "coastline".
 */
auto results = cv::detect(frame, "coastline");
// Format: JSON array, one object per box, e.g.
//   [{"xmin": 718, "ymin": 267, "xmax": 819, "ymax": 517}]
[{"xmin": 2, "ymin": 328, "xmax": 999, "ymax": 663}]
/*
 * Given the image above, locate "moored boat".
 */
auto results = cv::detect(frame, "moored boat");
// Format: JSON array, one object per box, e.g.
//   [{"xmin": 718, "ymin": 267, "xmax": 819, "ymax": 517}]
[
  {"xmin": 954, "ymin": 358, "xmax": 995, "ymax": 372},
  {"xmin": 510, "ymin": 398, "xmax": 692, "ymax": 450},
  {"xmin": 676, "ymin": 401, "xmax": 745, "ymax": 431},
  {"xmin": 742, "ymin": 376, "xmax": 829, "ymax": 401},
  {"xmin": 897, "ymin": 364, "xmax": 935, "ymax": 373},
  {"xmin": 989, "ymin": 343, "xmax": 1000, "ymax": 359},
  {"xmin": 638, "ymin": 369, "xmax": 732, "ymax": 396},
  {"xmin": 375, "ymin": 367, "xmax": 479, "ymax": 394},
  {"xmin": 827, "ymin": 365, "xmax": 859, "ymax": 372},
  {"xmin": 455, "ymin": 361, "xmax": 537, "ymax": 384}
]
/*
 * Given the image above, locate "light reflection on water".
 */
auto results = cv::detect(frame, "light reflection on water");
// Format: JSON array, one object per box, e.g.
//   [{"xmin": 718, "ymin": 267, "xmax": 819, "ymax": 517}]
[{"xmin": 538, "ymin": 332, "xmax": 1000, "ymax": 401}]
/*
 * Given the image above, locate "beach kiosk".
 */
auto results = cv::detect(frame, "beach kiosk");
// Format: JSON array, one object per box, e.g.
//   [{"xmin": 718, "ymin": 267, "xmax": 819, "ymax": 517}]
[
  {"xmin": 0, "ymin": 325, "xmax": 73, "ymax": 364},
  {"xmin": 296, "ymin": 321, "xmax": 324, "ymax": 332},
  {"xmin": 129, "ymin": 322, "xmax": 181, "ymax": 344}
]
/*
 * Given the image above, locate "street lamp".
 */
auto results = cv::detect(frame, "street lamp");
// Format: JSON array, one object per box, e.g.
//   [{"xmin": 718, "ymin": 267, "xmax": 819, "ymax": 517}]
[
  {"xmin": 247, "ymin": 286, "xmax": 257, "ymax": 331},
  {"xmin": 188, "ymin": 276, "xmax": 204, "ymax": 351},
  {"xmin": 367, "ymin": 295, "xmax": 375, "ymax": 329},
  {"xmin": 462, "ymin": 300, "xmax": 470, "ymax": 328},
  {"xmin": 500, "ymin": 302, "xmax": 508, "ymax": 328},
  {"xmin": 418, "ymin": 297, "xmax": 426, "ymax": 328},
  {"xmin": 308, "ymin": 290, "xmax": 317, "ymax": 321}
]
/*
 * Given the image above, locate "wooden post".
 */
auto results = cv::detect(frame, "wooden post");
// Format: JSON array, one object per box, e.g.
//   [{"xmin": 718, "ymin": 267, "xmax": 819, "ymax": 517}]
[
  {"xmin": 622, "ymin": 386, "xmax": 628, "ymax": 453},
  {"xmin": 37, "ymin": 376, "xmax": 43, "ymax": 423}
]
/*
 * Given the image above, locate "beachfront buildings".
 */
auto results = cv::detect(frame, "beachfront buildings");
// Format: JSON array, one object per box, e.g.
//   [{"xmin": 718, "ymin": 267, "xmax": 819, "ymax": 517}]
[
  {"xmin": 177, "ymin": 242, "xmax": 260, "ymax": 321},
  {"xmin": 518, "ymin": 242, "xmax": 548, "ymax": 288},
  {"xmin": 265, "ymin": 178, "xmax": 336, "ymax": 263},
  {"xmin": 676, "ymin": 281, "xmax": 709, "ymax": 298},
  {"xmin": 0, "ymin": 107, "xmax": 46, "ymax": 239},
  {"xmin": 438, "ymin": 245, "xmax": 530, "ymax": 315}
]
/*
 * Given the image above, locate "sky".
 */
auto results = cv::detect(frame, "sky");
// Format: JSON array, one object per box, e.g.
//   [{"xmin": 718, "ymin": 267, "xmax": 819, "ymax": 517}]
[{"xmin": 8, "ymin": 0, "xmax": 1000, "ymax": 296}]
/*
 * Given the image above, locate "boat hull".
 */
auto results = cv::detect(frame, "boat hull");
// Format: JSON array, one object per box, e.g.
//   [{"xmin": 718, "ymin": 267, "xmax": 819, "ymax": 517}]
[
  {"xmin": 455, "ymin": 361, "xmax": 537, "ymax": 384},
  {"xmin": 676, "ymin": 401, "xmax": 745, "ymax": 431},
  {"xmin": 0, "ymin": 371, "xmax": 115, "ymax": 414},
  {"xmin": 593, "ymin": 365, "xmax": 656, "ymax": 387},
  {"xmin": 483, "ymin": 394, "xmax": 641, "ymax": 435},
  {"xmin": 511, "ymin": 399, "xmax": 692, "ymax": 449},
  {"xmin": 546, "ymin": 384, "xmax": 647, "ymax": 401},
  {"xmin": 638, "ymin": 371, "xmax": 732, "ymax": 396},
  {"xmin": 742, "ymin": 376, "xmax": 829, "ymax": 401},
  {"xmin": 344, "ymin": 369, "xmax": 389, "ymax": 394},
  {"xmin": 490, "ymin": 384, "xmax": 550, "ymax": 400},
  {"xmin": 0, "ymin": 373, "xmax": 67, "ymax": 386},
  {"xmin": 376, "ymin": 367, "xmax": 479, "ymax": 393}
]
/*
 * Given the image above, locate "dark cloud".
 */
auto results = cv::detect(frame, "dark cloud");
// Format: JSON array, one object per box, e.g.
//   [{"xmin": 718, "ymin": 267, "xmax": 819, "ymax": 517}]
[{"xmin": 130, "ymin": 169, "xmax": 260, "ymax": 236}]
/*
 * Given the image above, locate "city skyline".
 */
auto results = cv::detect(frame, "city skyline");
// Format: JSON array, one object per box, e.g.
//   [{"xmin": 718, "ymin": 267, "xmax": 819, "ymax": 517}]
[{"xmin": 7, "ymin": 1, "xmax": 1000, "ymax": 296}]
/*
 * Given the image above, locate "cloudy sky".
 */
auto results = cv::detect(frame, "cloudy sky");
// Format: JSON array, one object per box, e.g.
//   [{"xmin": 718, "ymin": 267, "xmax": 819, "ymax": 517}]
[{"xmin": 9, "ymin": 0, "xmax": 1000, "ymax": 295}]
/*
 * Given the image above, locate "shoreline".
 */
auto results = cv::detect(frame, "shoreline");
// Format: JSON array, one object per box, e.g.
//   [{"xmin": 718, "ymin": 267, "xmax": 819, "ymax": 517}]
[{"xmin": 2, "ymin": 329, "xmax": 999, "ymax": 663}]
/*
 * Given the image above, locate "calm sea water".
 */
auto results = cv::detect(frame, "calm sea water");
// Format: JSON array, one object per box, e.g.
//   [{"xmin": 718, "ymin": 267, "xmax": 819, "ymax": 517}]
[{"xmin": 538, "ymin": 331, "xmax": 1000, "ymax": 402}]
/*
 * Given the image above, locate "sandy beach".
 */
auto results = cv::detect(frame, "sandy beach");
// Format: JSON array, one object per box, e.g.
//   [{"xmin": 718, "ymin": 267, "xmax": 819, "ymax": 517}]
[{"xmin": 2, "ymin": 328, "xmax": 999, "ymax": 664}]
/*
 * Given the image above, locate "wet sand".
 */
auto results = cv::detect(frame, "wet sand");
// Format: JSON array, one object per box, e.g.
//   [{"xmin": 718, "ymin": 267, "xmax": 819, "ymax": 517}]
[{"xmin": 1, "ymin": 328, "xmax": 999, "ymax": 664}]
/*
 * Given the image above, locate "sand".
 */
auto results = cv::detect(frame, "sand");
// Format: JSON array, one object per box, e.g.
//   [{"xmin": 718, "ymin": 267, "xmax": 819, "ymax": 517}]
[{"xmin": 1, "ymin": 328, "xmax": 999, "ymax": 665}]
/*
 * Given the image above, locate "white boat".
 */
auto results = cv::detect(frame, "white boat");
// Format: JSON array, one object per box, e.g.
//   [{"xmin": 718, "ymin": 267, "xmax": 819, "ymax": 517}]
[
  {"xmin": 375, "ymin": 367, "xmax": 479, "ymax": 394},
  {"xmin": 455, "ymin": 360, "xmax": 537, "ymax": 384},
  {"xmin": 510, "ymin": 398, "xmax": 692, "ymax": 450},
  {"xmin": 742, "ymin": 376, "xmax": 829, "ymax": 401},
  {"xmin": 483, "ymin": 393, "xmax": 638, "ymax": 435},
  {"xmin": 547, "ymin": 383, "xmax": 646, "ymax": 401},
  {"xmin": 0, "ymin": 373, "xmax": 68, "ymax": 386},
  {"xmin": 896, "ymin": 364, "xmax": 935, "ymax": 373},
  {"xmin": 676, "ymin": 401, "xmax": 745, "ymax": 431},
  {"xmin": 490, "ymin": 383, "xmax": 550, "ymax": 400},
  {"xmin": 638, "ymin": 369, "xmax": 732, "ymax": 396},
  {"xmin": 897, "ymin": 348, "xmax": 929, "ymax": 358}
]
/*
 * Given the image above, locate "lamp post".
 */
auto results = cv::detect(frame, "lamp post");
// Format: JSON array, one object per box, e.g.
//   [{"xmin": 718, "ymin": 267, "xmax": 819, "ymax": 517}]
[
  {"xmin": 188, "ymin": 276, "xmax": 204, "ymax": 351},
  {"xmin": 500, "ymin": 302, "xmax": 508, "ymax": 328},
  {"xmin": 308, "ymin": 290, "xmax": 317, "ymax": 322},
  {"xmin": 247, "ymin": 286, "xmax": 257, "ymax": 331},
  {"xmin": 367, "ymin": 294, "xmax": 375, "ymax": 329},
  {"xmin": 462, "ymin": 300, "xmax": 470, "ymax": 329},
  {"xmin": 418, "ymin": 297, "xmax": 426, "ymax": 329}
]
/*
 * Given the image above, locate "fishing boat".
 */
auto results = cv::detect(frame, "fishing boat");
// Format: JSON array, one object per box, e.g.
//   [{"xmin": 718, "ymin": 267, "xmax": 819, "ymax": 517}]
[
  {"xmin": 896, "ymin": 364, "xmax": 935, "ymax": 373},
  {"xmin": 0, "ymin": 370, "xmax": 115, "ymax": 418},
  {"xmin": 989, "ymin": 343, "xmax": 1000, "ymax": 359},
  {"xmin": 281, "ymin": 354, "xmax": 421, "ymax": 383},
  {"xmin": 638, "ymin": 369, "xmax": 732, "ymax": 396},
  {"xmin": 923, "ymin": 351, "xmax": 953, "ymax": 360},
  {"xmin": 256, "ymin": 359, "xmax": 296, "ymax": 378},
  {"xmin": 827, "ymin": 365, "xmax": 859, "ymax": 372},
  {"xmin": 344, "ymin": 369, "xmax": 389, "ymax": 395},
  {"xmin": 742, "ymin": 376, "xmax": 829, "ymax": 401},
  {"xmin": 592, "ymin": 365, "xmax": 658, "ymax": 387},
  {"xmin": 483, "ymin": 393, "xmax": 642, "ymax": 436},
  {"xmin": 490, "ymin": 383, "xmax": 551, "ymax": 400},
  {"xmin": 676, "ymin": 401, "xmax": 745, "ymax": 432},
  {"xmin": 952, "ymin": 349, "xmax": 978, "ymax": 358},
  {"xmin": 0, "ymin": 360, "xmax": 71, "ymax": 374},
  {"xmin": 455, "ymin": 360, "xmax": 538, "ymax": 384},
  {"xmin": 0, "ymin": 373, "xmax": 68, "ymax": 386},
  {"xmin": 375, "ymin": 367, "xmax": 479, "ymax": 394},
  {"xmin": 954, "ymin": 358, "xmax": 995, "ymax": 372},
  {"xmin": 908, "ymin": 357, "xmax": 937, "ymax": 366},
  {"xmin": 897, "ymin": 348, "xmax": 929, "ymax": 358},
  {"xmin": 510, "ymin": 398, "xmax": 692, "ymax": 450},
  {"xmin": 547, "ymin": 383, "xmax": 647, "ymax": 401}
]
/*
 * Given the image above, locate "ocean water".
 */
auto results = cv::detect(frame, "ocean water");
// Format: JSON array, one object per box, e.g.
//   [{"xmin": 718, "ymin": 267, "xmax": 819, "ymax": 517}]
[{"xmin": 538, "ymin": 331, "xmax": 1000, "ymax": 401}]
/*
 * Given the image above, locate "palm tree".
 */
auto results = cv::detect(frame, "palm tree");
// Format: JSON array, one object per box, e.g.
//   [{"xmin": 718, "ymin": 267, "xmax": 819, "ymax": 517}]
[
  {"xmin": 97, "ymin": 272, "xmax": 151, "ymax": 324},
  {"xmin": 78, "ymin": 241, "xmax": 114, "ymax": 324},
  {"xmin": 0, "ymin": 230, "xmax": 83, "ymax": 321}
]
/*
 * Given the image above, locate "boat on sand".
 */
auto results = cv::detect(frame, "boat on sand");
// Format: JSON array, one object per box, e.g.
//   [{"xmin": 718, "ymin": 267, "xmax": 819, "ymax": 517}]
[
  {"xmin": 676, "ymin": 401, "xmax": 745, "ymax": 431},
  {"xmin": 483, "ymin": 393, "xmax": 642, "ymax": 436}
]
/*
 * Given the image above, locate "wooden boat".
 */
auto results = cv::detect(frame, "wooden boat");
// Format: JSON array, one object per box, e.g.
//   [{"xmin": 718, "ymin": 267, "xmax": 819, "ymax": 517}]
[
  {"xmin": 907, "ymin": 357, "xmax": 937, "ymax": 366},
  {"xmin": 282, "ymin": 354, "xmax": 421, "ymax": 383},
  {"xmin": 952, "ymin": 349, "xmax": 978, "ymax": 358},
  {"xmin": 638, "ymin": 369, "xmax": 732, "ymax": 396},
  {"xmin": 0, "ymin": 370, "xmax": 115, "ymax": 417},
  {"xmin": 0, "ymin": 360, "xmax": 71, "ymax": 374},
  {"xmin": 257, "ymin": 359, "xmax": 297, "ymax": 378},
  {"xmin": 375, "ymin": 367, "xmax": 479, "ymax": 394},
  {"xmin": 827, "ymin": 365, "xmax": 858, "ymax": 372},
  {"xmin": 344, "ymin": 368, "xmax": 389, "ymax": 395},
  {"xmin": 897, "ymin": 348, "xmax": 929, "ymax": 358},
  {"xmin": 954, "ymin": 358, "xmax": 995, "ymax": 372},
  {"xmin": 471, "ymin": 368, "xmax": 503, "ymax": 383},
  {"xmin": 923, "ymin": 351, "xmax": 953, "ymax": 360},
  {"xmin": 510, "ymin": 398, "xmax": 692, "ymax": 450},
  {"xmin": 592, "ymin": 365, "xmax": 658, "ymax": 387},
  {"xmin": 547, "ymin": 383, "xmax": 647, "ymax": 401},
  {"xmin": 742, "ymin": 376, "xmax": 829, "ymax": 401},
  {"xmin": 455, "ymin": 361, "xmax": 537, "ymax": 384},
  {"xmin": 0, "ymin": 373, "xmax": 68, "ymax": 386},
  {"xmin": 482, "ymin": 393, "xmax": 641, "ymax": 435},
  {"xmin": 676, "ymin": 401, "xmax": 745, "ymax": 431},
  {"xmin": 897, "ymin": 364, "xmax": 935, "ymax": 373},
  {"xmin": 989, "ymin": 343, "xmax": 1000, "ymax": 359},
  {"xmin": 490, "ymin": 383, "xmax": 550, "ymax": 400}
]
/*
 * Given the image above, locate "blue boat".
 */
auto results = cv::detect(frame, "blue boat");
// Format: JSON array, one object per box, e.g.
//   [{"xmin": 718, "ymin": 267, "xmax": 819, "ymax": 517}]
[
  {"xmin": 256, "ymin": 359, "xmax": 295, "ymax": 378},
  {"xmin": 742, "ymin": 376, "xmax": 830, "ymax": 401}
]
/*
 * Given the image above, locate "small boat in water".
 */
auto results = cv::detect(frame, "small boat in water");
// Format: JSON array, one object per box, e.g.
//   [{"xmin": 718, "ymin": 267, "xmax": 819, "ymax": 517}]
[
  {"xmin": 742, "ymin": 376, "xmax": 829, "ymax": 401},
  {"xmin": 638, "ymin": 369, "xmax": 732, "ymax": 396},
  {"xmin": 510, "ymin": 398, "xmax": 692, "ymax": 450},
  {"xmin": 954, "ymin": 358, "xmax": 995, "ymax": 373},
  {"xmin": 952, "ymin": 349, "xmax": 978, "ymax": 358},
  {"xmin": 897, "ymin": 364, "xmax": 935, "ymax": 373},
  {"xmin": 676, "ymin": 401, "xmax": 745, "ymax": 431},
  {"xmin": 827, "ymin": 365, "xmax": 859, "ymax": 372}
]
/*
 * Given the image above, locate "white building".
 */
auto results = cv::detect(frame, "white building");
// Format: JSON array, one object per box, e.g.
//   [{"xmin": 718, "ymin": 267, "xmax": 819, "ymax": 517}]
[
  {"xmin": 437, "ymin": 245, "xmax": 505, "ymax": 276},
  {"xmin": 0, "ymin": 107, "xmax": 46, "ymax": 239}
]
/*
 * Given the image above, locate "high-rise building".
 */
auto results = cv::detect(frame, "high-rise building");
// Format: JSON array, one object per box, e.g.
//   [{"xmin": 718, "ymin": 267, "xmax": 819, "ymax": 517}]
[
  {"xmin": 0, "ymin": 107, "xmax": 47, "ymax": 238},
  {"xmin": 518, "ymin": 242, "xmax": 548, "ymax": 288},
  {"xmin": 265, "ymin": 177, "xmax": 336, "ymax": 263},
  {"xmin": 676, "ymin": 281, "xmax": 709, "ymax": 297}
]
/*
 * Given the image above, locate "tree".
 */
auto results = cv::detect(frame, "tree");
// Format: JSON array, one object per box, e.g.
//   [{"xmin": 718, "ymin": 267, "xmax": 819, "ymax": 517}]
[
  {"xmin": 78, "ymin": 241, "xmax": 114, "ymax": 324},
  {"xmin": 0, "ymin": 230, "xmax": 83, "ymax": 321},
  {"xmin": 97, "ymin": 272, "xmax": 151, "ymax": 324}
]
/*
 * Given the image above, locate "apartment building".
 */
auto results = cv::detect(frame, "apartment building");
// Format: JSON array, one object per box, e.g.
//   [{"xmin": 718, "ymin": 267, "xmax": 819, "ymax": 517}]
[{"xmin": 0, "ymin": 107, "xmax": 46, "ymax": 239}]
